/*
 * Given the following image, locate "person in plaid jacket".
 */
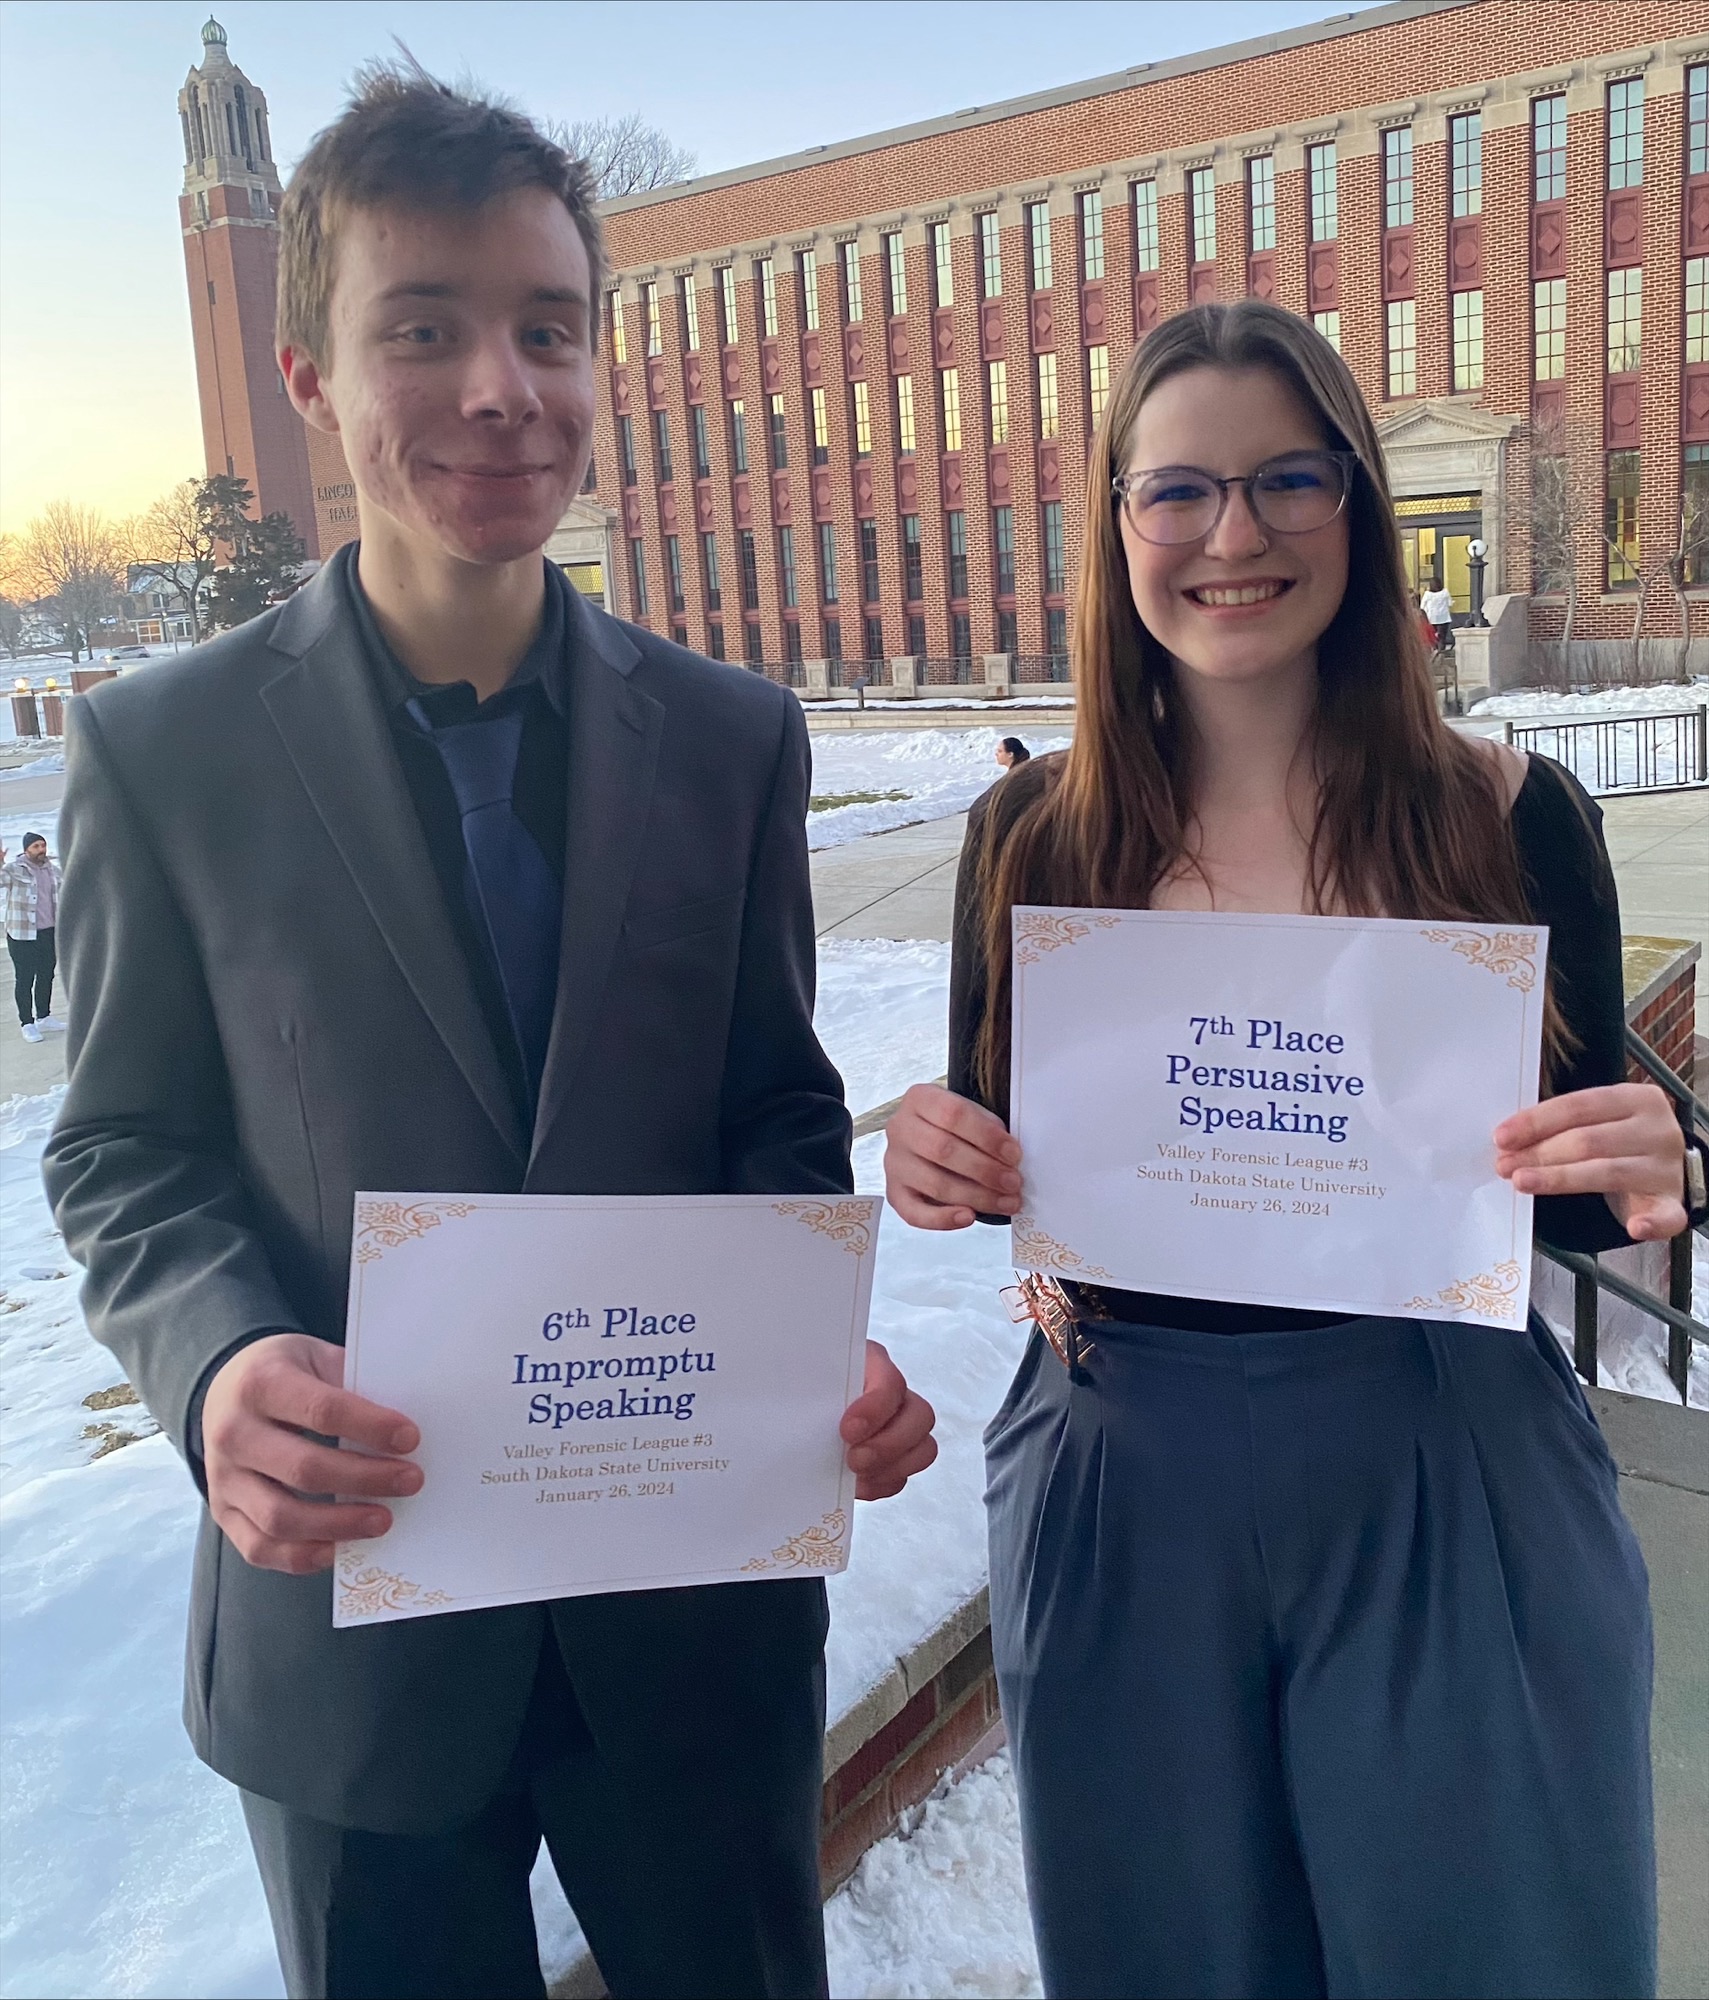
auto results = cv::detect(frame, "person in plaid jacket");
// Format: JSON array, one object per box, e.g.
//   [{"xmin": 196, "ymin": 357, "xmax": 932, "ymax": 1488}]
[{"xmin": 2, "ymin": 831, "xmax": 64, "ymax": 1043}]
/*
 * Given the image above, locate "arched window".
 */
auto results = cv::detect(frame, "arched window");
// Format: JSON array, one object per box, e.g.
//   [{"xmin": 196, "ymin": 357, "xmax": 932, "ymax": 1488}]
[
  {"xmin": 180, "ymin": 108, "xmax": 194, "ymax": 164},
  {"xmin": 226, "ymin": 99, "xmax": 239, "ymax": 156},
  {"xmin": 235, "ymin": 86, "xmax": 254, "ymax": 166}
]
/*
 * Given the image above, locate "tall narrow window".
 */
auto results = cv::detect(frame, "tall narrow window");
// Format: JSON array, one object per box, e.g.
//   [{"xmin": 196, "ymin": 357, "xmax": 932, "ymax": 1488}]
[
  {"xmin": 860, "ymin": 519, "xmax": 881, "ymax": 604},
  {"xmin": 930, "ymin": 221, "xmax": 954, "ymax": 307},
  {"xmin": 987, "ymin": 359, "xmax": 1010, "ymax": 445},
  {"xmin": 665, "ymin": 535, "xmax": 684, "ymax": 614},
  {"xmin": 1079, "ymin": 189, "xmax": 1105, "ymax": 280},
  {"xmin": 1036, "ymin": 351, "xmax": 1059, "ymax": 440},
  {"xmin": 690, "ymin": 405, "xmax": 711, "ymax": 480},
  {"xmin": 630, "ymin": 539, "xmax": 648, "ymax": 618},
  {"xmin": 777, "ymin": 526, "xmax": 798, "ymax": 608},
  {"xmin": 756, "ymin": 257, "xmax": 778, "ymax": 338},
  {"xmin": 680, "ymin": 275, "xmax": 701, "ymax": 351},
  {"xmin": 706, "ymin": 621, "xmax": 726, "ymax": 661},
  {"xmin": 885, "ymin": 232, "xmax": 908, "ymax": 316},
  {"xmin": 810, "ymin": 386, "xmax": 831, "ymax": 465},
  {"xmin": 1046, "ymin": 606, "xmax": 1068, "ymax": 665},
  {"xmin": 944, "ymin": 511, "xmax": 966, "ymax": 599},
  {"xmin": 1449, "ymin": 113, "xmax": 1482, "ymax": 217},
  {"xmin": 952, "ymin": 612, "xmax": 973, "ymax": 664},
  {"xmin": 1689, "ymin": 66, "xmax": 1708, "ymax": 178},
  {"xmin": 1248, "ymin": 155, "xmax": 1275, "ymax": 253},
  {"xmin": 1383, "ymin": 127, "xmax": 1414, "ymax": 228},
  {"xmin": 940, "ymin": 367, "xmax": 963, "ymax": 452},
  {"xmin": 618, "ymin": 413, "xmax": 637, "ymax": 486},
  {"xmin": 1608, "ymin": 77, "xmax": 1644, "ymax": 189},
  {"xmin": 863, "ymin": 616, "xmax": 885, "ymax": 664},
  {"xmin": 996, "ymin": 609, "xmax": 1017, "ymax": 654},
  {"xmin": 895, "ymin": 374, "xmax": 917, "ymax": 454},
  {"xmin": 818, "ymin": 523, "xmax": 839, "ymax": 604},
  {"xmin": 1687, "ymin": 257, "xmax": 1709, "ymax": 364},
  {"xmin": 1132, "ymin": 181, "xmax": 1159, "ymax": 273},
  {"xmin": 768, "ymin": 394, "xmax": 788, "ymax": 469},
  {"xmin": 988, "ymin": 508, "xmax": 1016, "ymax": 592},
  {"xmin": 784, "ymin": 622, "xmax": 803, "ymax": 665},
  {"xmin": 1386, "ymin": 299, "xmax": 1417, "ymax": 398},
  {"xmin": 824, "ymin": 618, "xmax": 842, "ymax": 663},
  {"xmin": 1682, "ymin": 443, "xmax": 1709, "ymax": 583},
  {"xmin": 653, "ymin": 409, "xmax": 673, "ymax": 481},
  {"xmin": 1313, "ymin": 310, "xmax": 1342, "ymax": 353},
  {"xmin": 903, "ymin": 515, "xmax": 925, "ymax": 602},
  {"xmin": 842, "ymin": 239, "xmax": 864, "ymax": 322},
  {"xmin": 1189, "ymin": 167, "xmax": 1217, "ymax": 263},
  {"xmin": 719, "ymin": 266, "xmax": 739, "ymax": 346},
  {"xmin": 1532, "ymin": 95, "xmax": 1566, "ymax": 202},
  {"xmin": 643, "ymin": 281, "xmax": 662, "ymax": 357},
  {"xmin": 744, "ymin": 619, "xmax": 763, "ymax": 667},
  {"xmin": 609, "ymin": 293, "xmax": 628, "ymax": 365},
  {"xmin": 992, "ymin": 506, "xmax": 1016, "ymax": 596},
  {"xmin": 729, "ymin": 399, "xmax": 749, "ymax": 475},
  {"xmin": 1087, "ymin": 346, "xmax": 1110, "ymax": 427},
  {"xmin": 739, "ymin": 530, "xmax": 760, "ymax": 611},
  {"xmin": 1607, "ymin": 266, "xmax": 1642, "ymax": 373},
  {"xmin": 1605, "ymin": 450, "xmax": 1640, "ymax": 587},
  {"xmin": 1452, "ymin": 290, "xmax": 1484, "ymax": 391},
  {"xmin": 1308, "ymin": 144, "xmax": 1338, "ymax": 240},
  {"xmin": 907, "ymin": 613, "xmax": 928, "ymax": 656},
  {"xmin": 969, "ymin": 213, "xmax": 997, "ymax": 305},
  {"xmin": 1028, "ymin": 200, "xmax": 1053, "ymax": 290},
  {"xmin": 798, "ymin": 248, "xmax": 819, "ymax": 331},
  {"xmin": 1533, "ymin": 277, "xmax": 1566, "ymax": 380},
  {"xmin": 1041, "ymin": 501, "xmax": 1066, "ymax": 595},
  {"xmin": 701, "ymin": 533, "xmax": 721, "ymax": 611},
  {"xmin": 851, "ymin": 379, "xmax": 873, "ymax": 458}
]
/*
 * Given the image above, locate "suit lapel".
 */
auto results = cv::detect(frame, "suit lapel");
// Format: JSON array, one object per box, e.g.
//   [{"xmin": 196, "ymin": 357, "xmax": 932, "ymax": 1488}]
[
  {"xmin": 528, "ymin": 592, "xmax": 662, "ymax": 1176},
  {"xmin": 259, "ymin": 553, "xmax": 525, "ymax": 1162}
]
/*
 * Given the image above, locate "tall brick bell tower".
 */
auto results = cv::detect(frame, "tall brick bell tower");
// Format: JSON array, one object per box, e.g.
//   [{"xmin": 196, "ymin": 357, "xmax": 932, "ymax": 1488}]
[{"xmin": 178, "ymin": 17, "xmax": 320, "ymax": 559}]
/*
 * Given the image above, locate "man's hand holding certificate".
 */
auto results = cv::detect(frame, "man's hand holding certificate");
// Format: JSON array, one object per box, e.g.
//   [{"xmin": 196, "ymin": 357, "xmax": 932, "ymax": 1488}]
[
  {"xmin": 331, "ymin": 1194, "xmax": 890, "ymax": 1625},
  {"xmin": 1009, "ymin": 907, "xmax": 1548, "ymax": 1325}
]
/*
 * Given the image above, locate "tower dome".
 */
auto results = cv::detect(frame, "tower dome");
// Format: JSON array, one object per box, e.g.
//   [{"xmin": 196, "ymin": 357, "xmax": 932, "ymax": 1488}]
[{"xmin": 201, "ymin": 16, "xmax": 227, "ymax": 47}]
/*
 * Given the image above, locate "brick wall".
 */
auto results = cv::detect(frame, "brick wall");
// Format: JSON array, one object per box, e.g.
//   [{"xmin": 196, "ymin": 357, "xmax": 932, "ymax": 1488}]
[
  {"xmin": 590, "ymin": 3, "xmax": 1708, "ymax": 667},
  {"xmin": 1627, "ymin": 955, "xmax": 1699, "ymax": 1084}
]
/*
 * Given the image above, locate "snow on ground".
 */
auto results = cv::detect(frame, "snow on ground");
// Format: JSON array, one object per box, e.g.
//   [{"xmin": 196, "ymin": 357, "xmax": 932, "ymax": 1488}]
[
  {"xmin": 0, "ymin": 943, "xmax": 1026, "ymax": 1999},
  {"xmin": 1469, "ymin": 680, "xmax": 1709, "ymax": 718},
  {"xmin": 826, "ymin": 1753, "xmax": 1040, "ymax": 2000},
  {"xmin": 808, "ymin": 729, "xmax": 1069, "ymax": 849}
]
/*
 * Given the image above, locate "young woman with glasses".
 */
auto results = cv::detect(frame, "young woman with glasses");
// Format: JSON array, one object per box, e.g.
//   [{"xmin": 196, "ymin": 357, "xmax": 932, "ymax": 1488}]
[{"xmin": 884, "ymin": 303, "xmax": 1695, "ymax": 1999}]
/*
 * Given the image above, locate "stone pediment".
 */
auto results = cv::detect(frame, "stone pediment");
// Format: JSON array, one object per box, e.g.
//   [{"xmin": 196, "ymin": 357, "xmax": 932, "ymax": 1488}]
[
  {"xmin": 1375, "ymin": 401, "xmax": 1520, "ymax": 450},
  {"xmin": 1376, "ymin": 401, "xmax": 1517, "ymax": 501}
]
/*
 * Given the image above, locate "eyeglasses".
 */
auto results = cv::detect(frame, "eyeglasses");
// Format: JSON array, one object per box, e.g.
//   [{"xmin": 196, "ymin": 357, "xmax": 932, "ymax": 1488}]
[{"xmin": 1111, "ymin": 450, "xmax": 1358, "ymax": 545}]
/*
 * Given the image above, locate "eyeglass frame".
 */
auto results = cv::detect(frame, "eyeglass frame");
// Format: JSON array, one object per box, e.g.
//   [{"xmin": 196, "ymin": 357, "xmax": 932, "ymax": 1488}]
[{"xmin": 1110, "ymin": 449, "xmax": 1361, "ymax": 545}]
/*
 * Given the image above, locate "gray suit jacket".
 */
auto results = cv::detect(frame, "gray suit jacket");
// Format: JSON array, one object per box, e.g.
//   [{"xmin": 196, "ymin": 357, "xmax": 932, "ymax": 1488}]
[{"xmin": 43, "ymin": 545, "xmax": 850, "ymax": 1831}]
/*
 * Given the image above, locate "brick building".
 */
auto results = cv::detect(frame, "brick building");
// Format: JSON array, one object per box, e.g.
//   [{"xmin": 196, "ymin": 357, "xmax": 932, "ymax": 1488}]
[
  {"xmin": 592, "ymin": 0, "xmax": 1709, "ymax": 680},
  {"xmin": 177, "ymin": 17, "xmax": 320, "ymax": 559}
]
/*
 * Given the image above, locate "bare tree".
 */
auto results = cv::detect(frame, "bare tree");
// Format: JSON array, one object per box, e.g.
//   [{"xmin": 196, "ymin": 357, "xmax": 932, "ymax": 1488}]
[
  {"xmin": 0, "ymin": 534, "xmax": 24, "ymax": 657},
  {"xmin": 1665, "ymin": 475, "xmax": 1709, "ymax": 683},
  {"xmin": 11, "ymin": 502, "xmax": 124, "ymax": 661},
  {"xmin": 559, "ymin": 113, "xmax": 696, "ymax": 199},
  {"xmin": 123, "ymin": 475, "xmax": 255, "ymax": 645}
]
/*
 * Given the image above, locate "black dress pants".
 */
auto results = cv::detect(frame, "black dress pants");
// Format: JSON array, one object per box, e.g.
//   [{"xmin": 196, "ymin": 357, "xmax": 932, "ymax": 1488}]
[
  {"xmin": 8, "ymin": 926, "xmax": 54, "ymax": 1023},
  {"xmin": 241, "ymin": 1582, "xmax": 830, "ymax": 2000}
]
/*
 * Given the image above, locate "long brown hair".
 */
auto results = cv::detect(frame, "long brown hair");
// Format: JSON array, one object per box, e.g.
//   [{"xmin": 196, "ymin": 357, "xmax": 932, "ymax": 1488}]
[{"xmin": 974, "ymin": 301, "xmax": 1556, "ymax": 1108}]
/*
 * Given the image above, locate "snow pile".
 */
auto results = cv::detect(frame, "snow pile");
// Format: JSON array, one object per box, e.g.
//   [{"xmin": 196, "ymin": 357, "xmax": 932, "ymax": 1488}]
[
  {"xmin": 826, "ymin": 1753, "xmax": 1040, "ymax": 2000},
  {"xmin": 815, "ymin": 942, "xmax": 952, "ymax": 1114},
  {"xmin": 0, "ymin": 752, "xmax": 65, "ymax": 782},
  {"xmin": 1470, "ymin": 681, "xmax": 1709, "ymax": 719},
  {"xmin": 808, "ymin": 730, "xmax": 1068, "ymax": 850}
]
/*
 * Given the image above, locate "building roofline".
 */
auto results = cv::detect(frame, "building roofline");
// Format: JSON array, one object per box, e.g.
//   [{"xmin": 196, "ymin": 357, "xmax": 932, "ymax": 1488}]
[{"xmin": 599, "ymin": 0, "xmax": 1472, "ymax": 219}]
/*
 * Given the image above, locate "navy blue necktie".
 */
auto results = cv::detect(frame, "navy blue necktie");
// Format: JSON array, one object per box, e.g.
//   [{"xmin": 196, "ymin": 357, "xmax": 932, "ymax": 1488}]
[{"xmin": 406, "ymin": 691, "xmax": 561, "ymax": 1113}]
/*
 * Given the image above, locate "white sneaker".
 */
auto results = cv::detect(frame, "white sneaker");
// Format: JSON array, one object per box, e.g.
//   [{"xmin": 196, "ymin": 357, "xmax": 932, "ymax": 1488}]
[
  {"xmin": 35, "ymin": 1015, "xmax": 66, "ymax": 1033},
  {"xmin": 20, "ymin": 1022, "xmax": 44, "ymax": 1043}
]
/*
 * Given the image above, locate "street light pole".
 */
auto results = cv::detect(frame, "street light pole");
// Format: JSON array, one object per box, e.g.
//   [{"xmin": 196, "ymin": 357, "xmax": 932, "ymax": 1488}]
[{"xmin": 1467, "ymin": 538, "xmax": 1489, "ymax": 627}]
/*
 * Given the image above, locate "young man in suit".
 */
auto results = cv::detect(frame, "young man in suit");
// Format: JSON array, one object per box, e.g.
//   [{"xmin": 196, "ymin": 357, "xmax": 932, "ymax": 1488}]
[{"xmin": 45, "ymin": 65, "xmax": 936, "ymax": 2000}]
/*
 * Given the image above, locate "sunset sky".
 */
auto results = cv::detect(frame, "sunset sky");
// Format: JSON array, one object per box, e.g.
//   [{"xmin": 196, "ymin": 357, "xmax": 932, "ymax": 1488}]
[{"xmin": 0, "ymin": 0, "xmax": 1374, "ymax": 538}]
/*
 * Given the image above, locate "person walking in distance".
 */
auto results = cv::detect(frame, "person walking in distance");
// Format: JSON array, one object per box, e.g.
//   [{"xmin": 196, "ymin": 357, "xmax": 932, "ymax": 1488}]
[
  {"xmin": 994, "ymin": 737, "xmax": 1031, "ymax": 772},
  {"xmin": 1420, "ymin": 577, "xmax": 1455, "ymax": 653},
  {"xmin": 3, "ymin": 832, "xmax": 64, "ymax": 1042},
  {"xmin": 45, "ymin": 64, "xmax": 935, "ymax": 2000}
]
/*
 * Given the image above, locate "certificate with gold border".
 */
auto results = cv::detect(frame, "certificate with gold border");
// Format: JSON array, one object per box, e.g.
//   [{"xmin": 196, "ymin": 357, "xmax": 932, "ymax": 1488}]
[
  {"xmin": 333, "ymin": 1193, "xmax": 877, "ymax": 1627},
  {"xmin": 1009, "ymin": 908, "xmax": 1546, "ymax": 1326}
]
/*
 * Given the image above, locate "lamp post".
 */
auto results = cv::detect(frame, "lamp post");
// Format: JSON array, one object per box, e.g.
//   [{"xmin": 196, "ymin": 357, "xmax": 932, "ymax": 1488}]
[{"xmin": 1467, "ymin": 538, "xmax": 1489, "ymax": 628}]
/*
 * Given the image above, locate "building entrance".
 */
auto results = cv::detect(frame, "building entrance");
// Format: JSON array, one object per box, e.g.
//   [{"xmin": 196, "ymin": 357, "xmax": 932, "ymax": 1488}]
[{"xmin": 1395, "ymin": 494, "xmax": 1483, "ymax": 618}]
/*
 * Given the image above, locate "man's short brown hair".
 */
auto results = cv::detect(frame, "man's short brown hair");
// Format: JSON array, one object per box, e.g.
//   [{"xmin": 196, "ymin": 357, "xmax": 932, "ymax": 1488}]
[{"xmin": 277, "ymin": 60, "xmax": 605, "ymax": 366}]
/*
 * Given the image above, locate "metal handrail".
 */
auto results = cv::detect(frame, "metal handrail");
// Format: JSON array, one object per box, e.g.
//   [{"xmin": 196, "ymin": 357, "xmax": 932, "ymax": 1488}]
[{"xmin": 1539, "ymin": 1029, "xmax": 1706, "ymax": 1403}]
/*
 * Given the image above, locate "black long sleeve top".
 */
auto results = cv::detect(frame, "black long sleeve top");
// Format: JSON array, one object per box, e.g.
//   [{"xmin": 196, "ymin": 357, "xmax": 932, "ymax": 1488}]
[{"xmin": 947, "ymin": 750, "xmax": 1635, "ymax": 1332}]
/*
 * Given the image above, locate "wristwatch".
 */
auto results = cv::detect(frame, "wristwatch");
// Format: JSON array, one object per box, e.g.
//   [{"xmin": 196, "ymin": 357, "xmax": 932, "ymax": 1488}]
[{"xmin": 1685, "ymin": 1137, "xmax": 1709, "ymax": 1232}]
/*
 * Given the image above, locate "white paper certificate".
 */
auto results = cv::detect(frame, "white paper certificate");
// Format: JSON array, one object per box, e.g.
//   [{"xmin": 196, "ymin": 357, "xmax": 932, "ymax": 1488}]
[
  {"xmin": 333, "ymin": 1193, "xmax": 878, "ymax": 1627},
  {"xmin": 1010, "ymin": 908, "xmax": 1547, "ymax": 1327}
]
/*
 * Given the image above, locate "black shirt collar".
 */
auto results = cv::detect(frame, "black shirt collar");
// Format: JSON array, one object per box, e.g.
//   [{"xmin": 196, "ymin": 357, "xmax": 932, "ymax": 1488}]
[{"xmin": 342, "ymin": 545, "xmax": 572, "ymax": 720}]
